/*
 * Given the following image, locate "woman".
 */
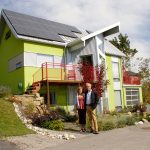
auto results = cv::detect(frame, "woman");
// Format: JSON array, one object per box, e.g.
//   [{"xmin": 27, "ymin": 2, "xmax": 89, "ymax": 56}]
[{"xmin": 75, "ymin": 86, "xmax": 86, "ymax": 132}]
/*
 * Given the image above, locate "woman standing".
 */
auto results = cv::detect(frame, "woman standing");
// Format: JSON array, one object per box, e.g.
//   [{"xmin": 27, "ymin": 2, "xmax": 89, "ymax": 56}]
[{"xmin": 75, "ymin": 86, "xmax": 86, "ymax": 132}]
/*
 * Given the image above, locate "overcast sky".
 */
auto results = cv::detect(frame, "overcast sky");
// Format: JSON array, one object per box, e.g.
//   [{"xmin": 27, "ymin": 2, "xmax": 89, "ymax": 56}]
[{"xmin": 0, "ymin": 0, "xmax": 150, "ymax": 58}]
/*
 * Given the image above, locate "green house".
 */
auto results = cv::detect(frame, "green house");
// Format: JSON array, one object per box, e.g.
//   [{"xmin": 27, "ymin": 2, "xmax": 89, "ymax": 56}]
[{"xmin": 0, "ymin": 9, "xmax": 143, "ymax": 112}]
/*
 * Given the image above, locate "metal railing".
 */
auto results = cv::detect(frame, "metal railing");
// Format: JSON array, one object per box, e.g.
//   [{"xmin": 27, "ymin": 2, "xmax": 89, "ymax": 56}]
[{"xmin": 33, "ymin": 62, "xmax": 84, "ymax": 82}]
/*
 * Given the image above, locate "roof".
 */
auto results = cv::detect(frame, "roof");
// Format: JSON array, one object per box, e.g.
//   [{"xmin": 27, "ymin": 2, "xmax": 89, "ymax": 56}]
[
  {"xmin": 104, "ymin": 40, "xmax": 126, "ymax": 57},
  {"xmin": 1, "ymin": 9, "xmax": 84, "ymax": 43},
  {"xmin": 81, "ymin": 22, "xmax": 120, "ymax": 41},
  {"xmin": 127, "ymin": 71, "xmax": 140, "ymax": 76}
]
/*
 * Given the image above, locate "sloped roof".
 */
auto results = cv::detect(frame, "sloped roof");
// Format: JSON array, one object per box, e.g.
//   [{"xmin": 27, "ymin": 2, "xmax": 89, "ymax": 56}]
[
  {"xmin": 2, "ymin": 9, "xmax": 83, "ymax": 43},
  {"xmin": 104, "ymin": 40, "xmax": 126, "ymax": 57}
]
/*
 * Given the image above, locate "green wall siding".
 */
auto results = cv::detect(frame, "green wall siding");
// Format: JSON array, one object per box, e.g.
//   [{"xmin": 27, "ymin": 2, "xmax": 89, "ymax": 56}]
[
  {"xmin": 106, "ymin": 55, "xmax": 124, "ymax": 111},
  {"xmin": 24, "ymin": 41, "xmax": 64, "ymax": 56},
  {"xmin": 106, "ymin": 55, "xmax": 115, "ymax": 110},
  {"xmin": 23, "ymin": 41, "xmax": 64, "ymax": 90},
  {"xmin": 0, "ymin": 25, "xmax": 24, "ymax": 93}
]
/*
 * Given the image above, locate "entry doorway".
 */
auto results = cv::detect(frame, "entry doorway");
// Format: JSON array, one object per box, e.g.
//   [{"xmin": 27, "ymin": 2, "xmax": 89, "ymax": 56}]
[{"xmin": 80, "ymin": 55, "xmax": 93, "ymax": 65}]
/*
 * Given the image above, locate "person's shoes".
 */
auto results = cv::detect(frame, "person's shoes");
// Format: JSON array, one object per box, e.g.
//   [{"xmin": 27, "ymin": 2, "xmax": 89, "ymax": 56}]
[{"xmin": 93, "ymin": 131, "xmax": 99, "ymax": 134}]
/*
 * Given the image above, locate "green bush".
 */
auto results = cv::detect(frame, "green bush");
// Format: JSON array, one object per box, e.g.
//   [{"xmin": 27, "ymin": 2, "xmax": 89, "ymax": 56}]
[
  {"xmin": 116, "ymin": 117, "xmax": 126, "ymax": 128},
  {"xmin": 110, "ymin": 110, "xmax": 118, "ymax": 116},
  {"xmin": 0, "ymin": 85, "xmax": 12, "ymax": 98},
  {"xmin": 24, "ymin": 102, "xmax": 35, "ymax": 116},
  {"xmin": 98, "ymin": 120, "xmax": 103, "ymax": 131},
  {"xmin": 41, "ymin": 120, "xmax": 64, "ymax": 131},
  {"xmin": 64, "ymin": 114, "xmax": 78, "ymax": 122},
  {"xmin": 101, "ymin": 120, "xmax": 116, "ymax": 131},
  {"xmin": 125, "ymin": 116, "xmax": 136, "ymax": 126}
]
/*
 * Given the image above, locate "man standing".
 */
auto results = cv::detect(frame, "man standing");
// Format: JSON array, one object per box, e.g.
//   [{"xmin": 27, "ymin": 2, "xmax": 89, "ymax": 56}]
[{"xmin": 85, "ymin": 82, "xmax": 99, "ymax": 134}]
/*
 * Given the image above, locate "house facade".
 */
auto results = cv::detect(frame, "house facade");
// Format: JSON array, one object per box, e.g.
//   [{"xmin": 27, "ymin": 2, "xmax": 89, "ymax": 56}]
[{"xmin": 0, "ymin": 9, "xmax": 143, "ymax": 112}]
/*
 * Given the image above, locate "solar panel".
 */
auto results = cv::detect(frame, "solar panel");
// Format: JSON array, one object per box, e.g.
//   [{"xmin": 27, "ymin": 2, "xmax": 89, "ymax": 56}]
[{"xmin": 3, "ymin": 9, "xmax": 82, "ymax": 43}]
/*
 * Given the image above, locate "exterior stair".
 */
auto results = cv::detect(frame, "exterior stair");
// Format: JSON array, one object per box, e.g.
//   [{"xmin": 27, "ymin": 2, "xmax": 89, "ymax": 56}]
[{"xmin": 26, "ymin": 82, "xmax": 41, "ymax": 94}]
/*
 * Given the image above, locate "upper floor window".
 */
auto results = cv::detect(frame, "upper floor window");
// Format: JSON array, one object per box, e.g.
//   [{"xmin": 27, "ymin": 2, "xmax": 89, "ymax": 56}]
[
  {"xmin": 16, "ymin": 62, "xmax": 22, "ymax": 69},
  {"xmin": 5, "ymin": 30, "xmax": 11, "ymax": 40},
  {"xmin": 112, "ymin": 62, "xmax": 120, "ymax": 81}
]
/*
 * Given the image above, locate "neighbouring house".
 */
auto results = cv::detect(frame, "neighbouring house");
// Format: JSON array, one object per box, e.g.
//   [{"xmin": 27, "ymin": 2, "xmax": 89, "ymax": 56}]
[{"xmin": 0, "ymin": 9, "xmax": 143, "ymax": 112}]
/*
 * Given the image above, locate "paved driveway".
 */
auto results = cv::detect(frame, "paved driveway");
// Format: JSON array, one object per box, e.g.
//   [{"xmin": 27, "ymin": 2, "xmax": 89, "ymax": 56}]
[
  {"xmin": 0, "ymin": 141, "xmax": 17, "ymax": 150},
  {"xmin": 1, "ymin": 126, "xmax": 150, "ymax": 150},
  {"xmin": 48, "ymin": 126, "xmax": 150, "ymax": 150}
]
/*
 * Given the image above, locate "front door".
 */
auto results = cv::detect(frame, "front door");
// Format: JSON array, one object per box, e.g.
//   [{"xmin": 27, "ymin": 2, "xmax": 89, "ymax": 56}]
[{"xmin": 80, "ymin": 55, "xmax": 93, "ymax": 65}]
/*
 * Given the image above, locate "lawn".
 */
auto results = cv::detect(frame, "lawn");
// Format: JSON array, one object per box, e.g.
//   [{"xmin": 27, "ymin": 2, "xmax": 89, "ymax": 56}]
[{"xmin": 0, "ymin": 98, "xmax": 34, "ymax": 137}]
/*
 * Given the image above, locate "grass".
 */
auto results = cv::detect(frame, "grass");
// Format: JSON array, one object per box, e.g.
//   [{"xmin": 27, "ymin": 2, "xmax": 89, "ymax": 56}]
[{"xmin": 0, "ymin": 98, "xmax": 34, "ymax": 137}]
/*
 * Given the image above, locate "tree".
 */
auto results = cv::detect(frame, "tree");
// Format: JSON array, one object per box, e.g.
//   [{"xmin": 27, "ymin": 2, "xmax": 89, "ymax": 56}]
[
  {"xmin": 136, "ymin": 57, "xmax": 150, "ymax": 104},
  {"xmin": 110, "ymin": 33, "xmax": 138, "ymax": 68},
  {"xmin": 78, "ymin": 61, "xmax": 109, "ymax": 98}
]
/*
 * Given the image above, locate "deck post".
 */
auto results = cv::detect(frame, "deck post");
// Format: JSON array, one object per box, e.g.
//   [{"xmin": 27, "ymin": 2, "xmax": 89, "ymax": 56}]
[{"xmin": 47, "ymin": 80, "xmax": 50, "ymax": 106}]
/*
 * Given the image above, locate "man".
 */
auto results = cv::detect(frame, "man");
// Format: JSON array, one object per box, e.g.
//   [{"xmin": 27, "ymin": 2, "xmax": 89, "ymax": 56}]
[{"xmin": 85, "ymin": 82, "xmax": 99, "ymax": 134}]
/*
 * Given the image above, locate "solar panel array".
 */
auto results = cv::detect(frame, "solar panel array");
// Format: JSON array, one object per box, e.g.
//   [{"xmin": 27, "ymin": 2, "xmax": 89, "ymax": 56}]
[{"xmin": 3, "ymin": 9, "xmax": 82, "ymax": 43}]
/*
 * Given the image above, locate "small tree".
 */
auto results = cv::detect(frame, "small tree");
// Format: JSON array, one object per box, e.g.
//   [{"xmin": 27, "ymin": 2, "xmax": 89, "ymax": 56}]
[
  {"xmin": 136, "ymin": 57, "xmax": 150, "ymax": 104},
  {"xmin": 78, "ymin": 61, "xmax": 109, "ymax": 98},
  {"xmin": 110, "ymin": 33, "xmax": 138, "ymax": 68}
]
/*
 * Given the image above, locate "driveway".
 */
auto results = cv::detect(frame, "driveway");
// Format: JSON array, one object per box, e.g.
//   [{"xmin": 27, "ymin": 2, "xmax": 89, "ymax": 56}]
[
  {"xmin": 0, "ymin": 141, "xmax": 17, "ymax": 150},
  {"xmin": 2, "ymin": 125, "xmax": 150, "ymax": 150},
  {"xmin": 48, "ymin": 126, "xmax": 150, "ymax": 150}
]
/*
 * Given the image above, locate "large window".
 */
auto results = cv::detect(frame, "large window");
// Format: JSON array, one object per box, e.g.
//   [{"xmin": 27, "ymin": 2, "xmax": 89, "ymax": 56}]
[
  {"xmin": 126, "ymin": 88, "xmax": 140, "ymax": 106},
  {"xmin": 112, "ymin": 62, "xmax": 120, "ymax": 81}
]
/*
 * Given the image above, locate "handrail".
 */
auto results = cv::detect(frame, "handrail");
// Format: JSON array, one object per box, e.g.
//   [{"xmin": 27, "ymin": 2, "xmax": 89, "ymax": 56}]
[{"xmin": 33, "ymin": 62, "xmax": 97, "ymax": 83}]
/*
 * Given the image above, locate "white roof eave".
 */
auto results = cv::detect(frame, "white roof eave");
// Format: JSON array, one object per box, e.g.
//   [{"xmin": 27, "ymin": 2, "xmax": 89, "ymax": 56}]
[{"xmin": 81, "ymin": 22, "xmax": 120, "ymax": 42}]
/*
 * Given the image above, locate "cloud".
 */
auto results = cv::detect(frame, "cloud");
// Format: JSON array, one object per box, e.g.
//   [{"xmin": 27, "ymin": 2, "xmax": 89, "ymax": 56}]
[{"xmin": 0, "ymin": 0, "xmax": 150, "ymax": 58}]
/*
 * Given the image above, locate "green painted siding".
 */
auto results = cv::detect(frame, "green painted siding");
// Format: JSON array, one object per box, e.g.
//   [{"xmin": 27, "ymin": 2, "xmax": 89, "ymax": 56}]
[
  {"xmin": 106, "ymin": 55, "xmax": 124, "ymax": 111},
  {"xmin": 23, "ymin": 41, "xmax": 64, "ymax": 90},
  {"xmin": 106, "ymin": 55, "xmax": 115, "ymax": 110},
  {"xmin": 0, "ymin": 25, "xmax": 24, "ymax": 93},
  {"xmin": 24, "ymin": 41, "xmax": 64, "ymax": 56}
]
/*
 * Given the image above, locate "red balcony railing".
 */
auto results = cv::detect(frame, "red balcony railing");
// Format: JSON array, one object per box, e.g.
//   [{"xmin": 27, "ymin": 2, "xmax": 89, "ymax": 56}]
[
  {"xmin": 33, "ymin": 62, "xmax": 82, "ymax": 83},
  {"xmin": 33, "ymin": 62, "xmax": 98, "ymax": 83}
]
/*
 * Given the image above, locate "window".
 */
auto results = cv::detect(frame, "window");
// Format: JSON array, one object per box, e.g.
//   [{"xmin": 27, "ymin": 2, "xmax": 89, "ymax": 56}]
[
  {"xmin": 8, "ymin": 53, "xmax": 23, "ymax": 72},
  {"xmin": 16, "ymin": 62, "xmax": 22, "ymax": 69},
  {"xmin": 126, "ymin": 88, "xmax": 140, "ymax": 106},
  {"xmin": 112, "ymin": 62, "xmax": 120, "ymax": 81},
  {"xmin": 37, "ymin": 54, "xmax": 53, "ymax": 67},
  {"xmin": 5, "ymin": 30, "xmax": 11, "ymax": 40},
  {"xmin": 114, "ymin": 90, "xmax": 122, "ymax": 107}
]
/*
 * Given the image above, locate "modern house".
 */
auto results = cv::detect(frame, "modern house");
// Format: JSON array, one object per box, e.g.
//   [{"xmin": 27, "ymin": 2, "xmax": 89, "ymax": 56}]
[{"xmin": 0, "ymin": 9, "xmax": 143, "ymax": 112}]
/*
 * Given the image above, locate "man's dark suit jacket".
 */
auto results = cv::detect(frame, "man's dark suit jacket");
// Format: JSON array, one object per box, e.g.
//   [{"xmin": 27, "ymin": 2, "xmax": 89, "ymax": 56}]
[{"xmin": 85, "ymin": 90, "xmax": 99, "ymax": 109}]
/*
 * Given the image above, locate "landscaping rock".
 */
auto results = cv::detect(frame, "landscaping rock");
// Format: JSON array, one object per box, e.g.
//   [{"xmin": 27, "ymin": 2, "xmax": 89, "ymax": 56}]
[
  {"xmin": 138, "ymin": 121, "xmax": 144, "ymax": 125},
  {"xmin": 13, "ymin": 102, "xmax": 77, "ymax": 141},
  {"xmin": 142, "ymin": 118, "xmax": 148, "ymax": 123}
]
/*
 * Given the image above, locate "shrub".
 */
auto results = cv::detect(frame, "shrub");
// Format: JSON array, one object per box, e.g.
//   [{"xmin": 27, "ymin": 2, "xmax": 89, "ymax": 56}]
[
  {"xmin": 125, "ymin": 116, "xmax": 136, "ymax": 126},
  {"xmin": 0, "ymin": 85, "xmax": 12, "ymax": 98},
  {"xmin": 31, "ymin": 112, "xmax": 60, "ymax": 127},
  {"xmin": 64, "ymin": 114, "xmax": 78, "ymax": 122},
  {"xmin": 98, "ymin": 120, "xmax": 103, "ymax": 131},
  {"xmin": 101, "ymin": 120, "xmax": 116, "ymax": 131},
  {"xmin": 116, "ymin": 117, "xmax": 126, "ymax": 128},
  {"xmin": 55, "ymin": 107, "xmax": 67, "ymax": 116},
  {"xmin": 55, "ymin": 107, "xmax": 78, "ymax": 122},
  {"xmin": 41, "ymin": 120, "xmax": 64, "ymax": 131},
  {"xmin": 110, "ymin": 110, "xmax": 118, "ymax": 116},
  {"xmin": 24, "ymin": 102, "xmax": 35, "ymax": 116}
]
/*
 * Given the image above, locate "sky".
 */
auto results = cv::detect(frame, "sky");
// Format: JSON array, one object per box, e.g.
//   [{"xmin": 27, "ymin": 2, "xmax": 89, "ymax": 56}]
[{"xmin": 0, "ymin": 0, "xmax": 150, "ymax": 59}]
